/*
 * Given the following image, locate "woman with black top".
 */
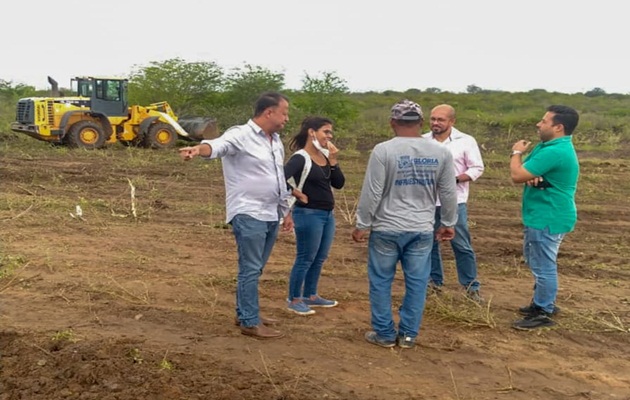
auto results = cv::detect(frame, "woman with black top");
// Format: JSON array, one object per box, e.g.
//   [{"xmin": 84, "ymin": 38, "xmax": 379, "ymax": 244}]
[{"xmin": 284, "ymin": 117, "xmax": 345, "ymax": 315}]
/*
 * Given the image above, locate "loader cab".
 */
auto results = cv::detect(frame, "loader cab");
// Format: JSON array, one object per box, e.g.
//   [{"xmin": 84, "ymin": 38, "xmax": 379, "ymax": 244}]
[{"xmin": 73, "ymin": 77, "xmax": 128, "ymax": 117}]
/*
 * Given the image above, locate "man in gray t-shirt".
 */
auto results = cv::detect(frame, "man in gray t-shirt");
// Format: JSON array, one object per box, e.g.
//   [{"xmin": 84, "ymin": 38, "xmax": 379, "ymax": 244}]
[{"xmin": 352, "ymin": 99, "xmax": 458, "ymax": 349}]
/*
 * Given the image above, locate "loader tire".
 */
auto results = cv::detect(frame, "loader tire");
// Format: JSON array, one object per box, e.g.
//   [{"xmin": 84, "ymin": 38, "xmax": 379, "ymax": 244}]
[
  {"xmin": 65, "ymin": 121, "xmax": 107, "ymax": 149},
  {"xmin": 143, "ymin": 122, "xmax": 177, "ymax": 149}
]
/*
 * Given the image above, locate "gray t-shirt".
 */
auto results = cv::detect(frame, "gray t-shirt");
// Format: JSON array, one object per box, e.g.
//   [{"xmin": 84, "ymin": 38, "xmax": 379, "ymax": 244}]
[{"xmin": 356, "ymin": 136, "xmax": 458, "ymax": 232}]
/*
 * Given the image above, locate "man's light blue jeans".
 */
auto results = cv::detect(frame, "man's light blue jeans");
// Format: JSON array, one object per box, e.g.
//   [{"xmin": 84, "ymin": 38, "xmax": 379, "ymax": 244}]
[
  {"xmin": 523, "ymin": 226, "xmax": 566, "ymax": 314},
  {"xmin": 367, "ymin": 230, "xmax": 433, "ymax": 341},
  {"xmin": 288, "ymin": 207, "xmax": 335, "ymax": 300},
  {"xmin": 231, "ymin": 214, "xmax": 279, "ymax": 327},
  {"xmin": 430, "ymin": 203, "xmax": 480, "ymax": 290}
]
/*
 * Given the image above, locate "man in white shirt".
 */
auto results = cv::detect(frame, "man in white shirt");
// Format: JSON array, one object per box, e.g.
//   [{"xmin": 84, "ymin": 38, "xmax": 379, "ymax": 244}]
[
  {"xmin": 179, "ymin": 92, "xmax": 294, "ymax": 339},
  {"xmin": 423, "ymin": 104, "xmax": 485, "ymax": 301}
]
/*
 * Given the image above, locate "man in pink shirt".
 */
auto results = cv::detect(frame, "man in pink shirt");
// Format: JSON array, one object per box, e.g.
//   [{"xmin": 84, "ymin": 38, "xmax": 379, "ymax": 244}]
[{"xmin": 423, "ymin": 104, "xmax": 485, "ymax": 301}]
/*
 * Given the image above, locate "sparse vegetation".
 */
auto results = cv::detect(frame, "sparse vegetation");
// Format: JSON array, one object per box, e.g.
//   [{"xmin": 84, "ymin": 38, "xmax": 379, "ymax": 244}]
[
  {"xmin": 1, "ymin": 79, "xmax": 629, "ymax": 399},
  {"xmin": 51, "ymin": 329, "xmax": 76, "ymax": 342},
  {"xmin": 159, "ymin": 351, "xmax": 174, "ymax": 371},
  {"xmin": 425, "ymin": 291, "xmax": 498, "ymax": 329},
  {"xmin": 128, "ymin": 348, "xmax": 143, "ymax": 364},
  {"xmin": 0, "ymin": 253, "xmax": 27, "ymax": 279}
]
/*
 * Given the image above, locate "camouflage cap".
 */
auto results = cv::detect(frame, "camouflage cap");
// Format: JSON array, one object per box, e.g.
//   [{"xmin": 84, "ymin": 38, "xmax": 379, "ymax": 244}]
[{"xmin": 390, "ymin": 99, "xmax": 423, "ymax": 121}]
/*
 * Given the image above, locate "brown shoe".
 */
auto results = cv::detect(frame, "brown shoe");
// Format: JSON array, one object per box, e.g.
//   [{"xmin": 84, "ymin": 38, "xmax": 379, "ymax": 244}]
[
  {"xmin": 234, "ymin": 316, "xmax": 280, "ymax": 326},
  {"xmin": 240, "ymin": 324, "xmax": 284, "ymax": 339}
]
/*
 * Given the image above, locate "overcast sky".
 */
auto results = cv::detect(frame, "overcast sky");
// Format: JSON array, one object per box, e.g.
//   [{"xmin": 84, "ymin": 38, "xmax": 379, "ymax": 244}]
[{"xmin": 2, "ymin": 0, "xmax": 627, "ymax": 94}]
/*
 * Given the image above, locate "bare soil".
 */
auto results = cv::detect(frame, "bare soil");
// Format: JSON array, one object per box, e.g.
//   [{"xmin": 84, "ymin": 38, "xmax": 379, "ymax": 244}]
[{"xmin": 1, "ymin": 143, "xmax": 629, "ymax": 400}]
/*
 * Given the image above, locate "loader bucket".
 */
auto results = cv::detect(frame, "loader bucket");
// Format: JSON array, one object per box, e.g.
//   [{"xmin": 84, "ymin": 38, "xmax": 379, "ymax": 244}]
[{"xmin": 178, "ymin": 117, "xmax": 219, "ymax": 141}]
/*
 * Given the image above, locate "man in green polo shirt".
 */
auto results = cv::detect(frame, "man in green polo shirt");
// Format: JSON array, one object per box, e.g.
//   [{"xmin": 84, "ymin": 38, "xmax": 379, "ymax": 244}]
[{"xmin": 509, "ymin": 105, "xmax": 580, "ymax": 330}]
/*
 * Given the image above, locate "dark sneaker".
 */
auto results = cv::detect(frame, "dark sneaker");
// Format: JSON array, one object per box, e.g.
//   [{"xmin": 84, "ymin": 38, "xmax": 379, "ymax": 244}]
[
  {"xmin": 302, "ymin": 296, "xmax": 338, "ymax": 308},
  {"xmin": 428, "ymin": 282, "xmax": 443, "ymax": 295},
  {"xmin": 364, "ymin": 331, "xmax": 396, "ymax": 348},
  {"xmin": 396, "ymin": 335, "xmax": 415, "ymax": 349},
  {"xmin": 512, "ymin": 314, "xmax": 556, "ymax": 330},
  {"xmin": 466, "ymin": 289, "xmax": 484, "ymax": 303},
  {"xmin": 518, "ymin": 303, "xmax": 560, "ymax": 316},
  {"xmin": 287, "ymin": 301, "xmax": 316, "ymax": 315}
]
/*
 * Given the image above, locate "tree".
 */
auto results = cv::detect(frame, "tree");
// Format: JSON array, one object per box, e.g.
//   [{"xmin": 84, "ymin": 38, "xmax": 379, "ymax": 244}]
[
  {"xmin": 584, "ymin": 87, "xmax": 607, "ymax": 97},
  {"xmin": 223, "ymin": 64, "xmax": 285, "ymax": 107},
  {"xmin": 0, "ymin": 80, "xmax": 36, "ymax": 100},
  {"xmin": 0, "ymin": 80, "xmax": 37, "ymax": 132},
  {"xmin": 293, "ymin": 71, "xmax": 358, "ymax": 128},
  {"xmin": 467, "ymin": 84, "xmax": 483, "ymax": 94},
  {"xmin": 128, "ymin": 58, "xmax": 224, "ymax": 115},
  {"xmin": 425, "ymin": 87, "xmax": 442, "ymax": 94}
]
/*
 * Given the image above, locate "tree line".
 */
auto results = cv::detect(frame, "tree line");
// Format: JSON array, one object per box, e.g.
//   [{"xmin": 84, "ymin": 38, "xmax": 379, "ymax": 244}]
[{"xmin": 2, "ymin": 58, "xmax": 630, "ymax": 153}]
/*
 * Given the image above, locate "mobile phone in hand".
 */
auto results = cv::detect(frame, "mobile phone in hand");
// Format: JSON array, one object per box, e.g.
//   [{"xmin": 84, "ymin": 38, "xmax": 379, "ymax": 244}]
[{"xmin": 534, "ymin": 178, "xmax": 552, "ymax": 189}]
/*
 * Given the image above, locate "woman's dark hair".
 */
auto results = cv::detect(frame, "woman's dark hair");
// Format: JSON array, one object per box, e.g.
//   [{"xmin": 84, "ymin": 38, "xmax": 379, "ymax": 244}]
[{"xmin": 289, "ymin": 116, "xmax": 334, "ymax": 151}]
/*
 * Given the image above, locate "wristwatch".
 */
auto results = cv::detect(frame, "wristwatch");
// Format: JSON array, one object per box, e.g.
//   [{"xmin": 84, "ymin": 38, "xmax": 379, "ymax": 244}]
[{"xmin": 510, "ymin": 150, "xmax": 523, "ymax": 157}]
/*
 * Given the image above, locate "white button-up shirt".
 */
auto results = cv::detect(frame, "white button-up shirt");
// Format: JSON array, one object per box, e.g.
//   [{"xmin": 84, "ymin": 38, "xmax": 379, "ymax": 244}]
[
  {"xmin": 423, "ymin": 127, "xmax": 484, "ymax": 204},
  {"xmin": 201, "ymin": 120, "xmax": 291, "ymax": 223}
]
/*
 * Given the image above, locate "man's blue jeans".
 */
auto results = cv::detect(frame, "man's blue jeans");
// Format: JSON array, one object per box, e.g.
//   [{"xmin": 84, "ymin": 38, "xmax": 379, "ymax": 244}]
[
  {"xmin": 523, "ymin": 226, "xmax": 565, "ymax": 314},
  {"xmin": 231, "ymin": 214, "xmax": 279, "ymax": 327},
  {"xmin": 288, "ymin": 207, "xmax": 335, "ymax": 300},
  {"xmin": 367, "ymin": 230, "xmax": 433, "ymax": 341},
  {"xmin": 430, "ymin": 203, "xmax": 480, "ymax": 290}
]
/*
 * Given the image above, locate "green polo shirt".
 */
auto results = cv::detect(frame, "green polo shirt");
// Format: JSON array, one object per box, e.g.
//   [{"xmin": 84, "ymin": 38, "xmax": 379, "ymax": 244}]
[{"xmin": 521, "ymin": 136, "xmax": 579, "ymax": 234}]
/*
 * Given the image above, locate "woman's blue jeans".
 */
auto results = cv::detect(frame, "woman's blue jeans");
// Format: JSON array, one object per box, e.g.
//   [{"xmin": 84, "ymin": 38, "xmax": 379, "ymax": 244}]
[
  {"xmin": 231, "ymin": 214, "xmax": 279, "ymax": 327},
  {"xmin": 288, "ymin": 207, "xmax": 335, "ymax": 301},
  {"xmin": 367, "ymin": 230, "xmax": 434, "ymax": 341},
  {"xmin": 523, "ymin": 226, "xmax": 566, "ymax": 314}
]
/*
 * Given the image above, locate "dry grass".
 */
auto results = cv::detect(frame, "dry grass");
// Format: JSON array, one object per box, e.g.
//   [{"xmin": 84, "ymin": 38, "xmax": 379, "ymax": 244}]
[
  {"xmin": 336, "ymin": 189, "xmax": 358, "ymax": 226},
  {"xmin": 86, "ymin": 273, "xmax": 151, "ymax": 304},
  {"xmin": 424, "ymin": 291, "xmax": 497, "ymax": 329},
  {"xmin": 561, "ymin": 308, "xmax": 629, "ymax": 333}
]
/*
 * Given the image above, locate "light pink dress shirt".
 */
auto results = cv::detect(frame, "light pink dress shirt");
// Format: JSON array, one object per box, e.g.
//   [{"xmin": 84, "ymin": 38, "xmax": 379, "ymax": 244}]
[{"xmin": 423, "ymin": 127, "xmax": 484, "ymax": 205}]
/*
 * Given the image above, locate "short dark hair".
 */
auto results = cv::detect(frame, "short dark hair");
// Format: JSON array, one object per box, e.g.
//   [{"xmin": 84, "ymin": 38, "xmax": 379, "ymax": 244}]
[
  {"xmin": 547, "ymin": 105, "xmax": 579, "ymax": 135},
  {"xmin": 253, "ymin": 92, "xmax": 289, "ymax": 117}
]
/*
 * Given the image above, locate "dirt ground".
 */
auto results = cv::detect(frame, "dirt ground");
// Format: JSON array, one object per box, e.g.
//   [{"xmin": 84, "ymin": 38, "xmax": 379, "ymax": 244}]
[{"xmin": 1, "ymin": 142, "xmax": 629, "ymax": 400}]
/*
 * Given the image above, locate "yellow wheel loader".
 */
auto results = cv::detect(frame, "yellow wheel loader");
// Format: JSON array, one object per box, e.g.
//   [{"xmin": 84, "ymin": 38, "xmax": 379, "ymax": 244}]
[{"xmin": 11, "ymin": 76, "xmax": 217, "ymax": 149}]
